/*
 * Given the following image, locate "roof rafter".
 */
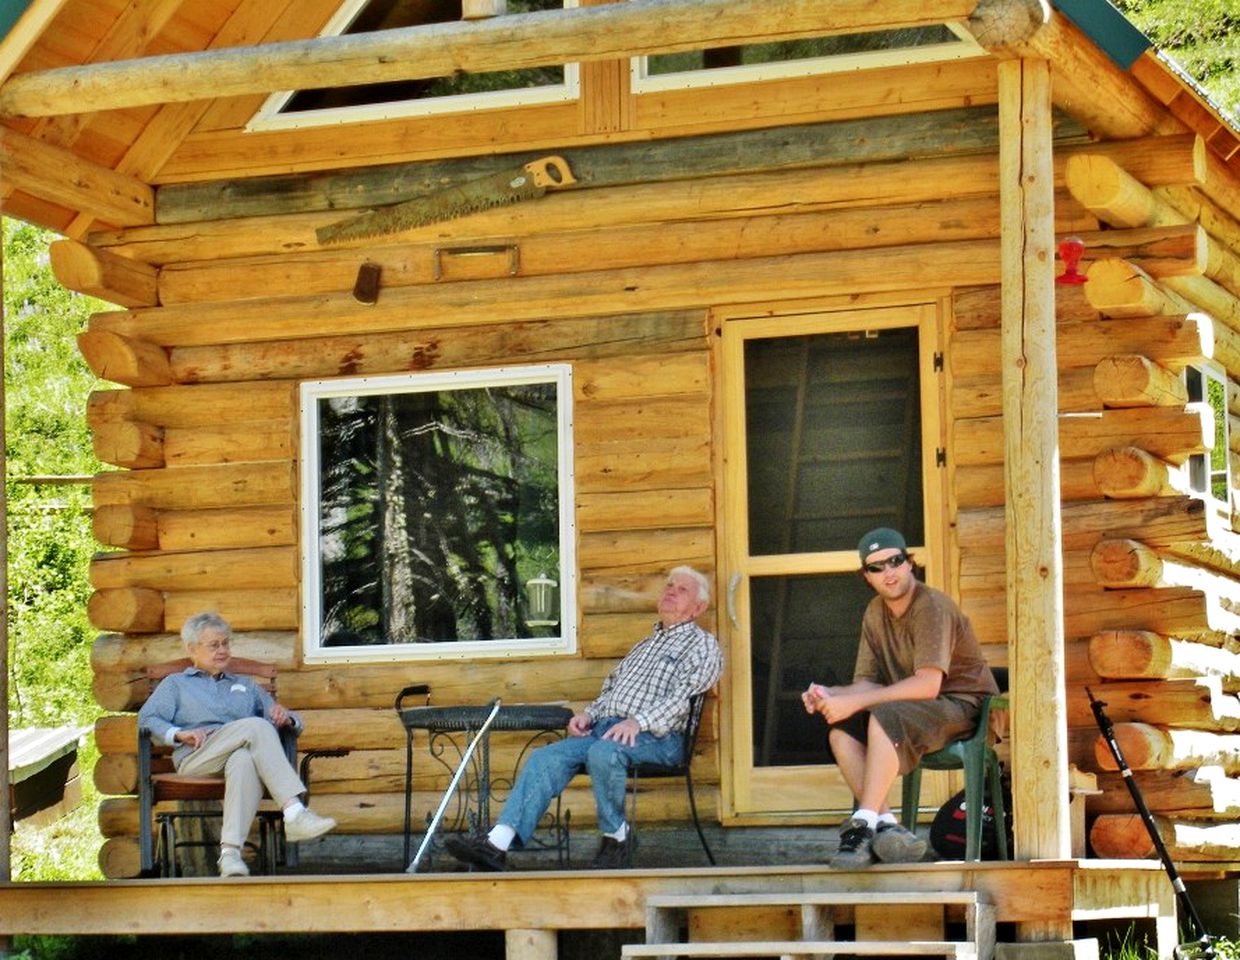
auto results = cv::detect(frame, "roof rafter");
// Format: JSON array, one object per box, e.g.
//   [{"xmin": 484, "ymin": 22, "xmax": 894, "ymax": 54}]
[{"xmin": 0, "ymin": 0, "xmax": 983, "ymax": 119}]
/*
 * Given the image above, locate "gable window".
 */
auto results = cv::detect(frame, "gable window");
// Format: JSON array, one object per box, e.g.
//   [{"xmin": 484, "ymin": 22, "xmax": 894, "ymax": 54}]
[
  {"xmin": 301, "ymin": 365, "xmax": 576, "ymax": 663},
  {"xmin": 631, "ymin": 23, "xmax": 983, "ymax": 94},
  {"xmin": 250, "ymin": 0, "xmax": 579, "ymax": 131}
]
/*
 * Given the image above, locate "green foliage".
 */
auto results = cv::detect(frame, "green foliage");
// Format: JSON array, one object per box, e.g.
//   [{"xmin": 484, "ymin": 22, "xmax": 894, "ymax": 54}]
[
  {"xmin": 4, "ymin": 217, "xmax": 107, "ymax": 880},
  {"xmin": 1111, "ymin": 0, "xmax": 1240, "ymax": 120}
]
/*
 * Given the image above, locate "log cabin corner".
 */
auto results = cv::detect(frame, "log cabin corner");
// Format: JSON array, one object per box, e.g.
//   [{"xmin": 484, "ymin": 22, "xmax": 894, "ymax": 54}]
[{"xmin": 1, "ymin": 0, "xmax": 1240, "ymax": 956}]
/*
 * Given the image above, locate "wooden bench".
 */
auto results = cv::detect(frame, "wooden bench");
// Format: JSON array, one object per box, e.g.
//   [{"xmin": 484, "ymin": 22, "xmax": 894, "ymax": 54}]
[{"xmin": 626, "ymin": 891, "xmax": 995, "ymax": 960}]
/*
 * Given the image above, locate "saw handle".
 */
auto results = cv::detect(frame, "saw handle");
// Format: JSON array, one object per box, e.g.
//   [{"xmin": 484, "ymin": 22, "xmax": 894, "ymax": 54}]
[{"xmin": 525, "ymin": 155, "xmax": 576, "ymax": 189}]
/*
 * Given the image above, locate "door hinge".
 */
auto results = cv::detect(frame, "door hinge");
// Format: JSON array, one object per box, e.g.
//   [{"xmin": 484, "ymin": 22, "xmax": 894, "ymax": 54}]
[
  {"xmin": 936, "ymin": 447, "xmax": 946, "ymax": 467},
  {"xmin": 933, "ymin": 352, "xmax": 944, "ymax": 372}
]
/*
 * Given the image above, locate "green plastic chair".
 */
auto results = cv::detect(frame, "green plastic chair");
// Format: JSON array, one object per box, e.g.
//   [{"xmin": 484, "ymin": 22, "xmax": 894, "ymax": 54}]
[{"xmin": 899, "ymin": 667, "xmax": 1009, "ymax": 861}]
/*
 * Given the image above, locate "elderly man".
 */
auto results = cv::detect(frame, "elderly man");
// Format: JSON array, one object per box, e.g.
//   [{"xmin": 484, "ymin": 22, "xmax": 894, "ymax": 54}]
[
  {"xmin": 138, "ymin": 612, "xmax": 337, "ymax": 877},
  {"xmin": 802, "ymin": 528, "xmax": 998, "ymax": 867},
  {"xmin": 445, "ymin": 565, "xmax": 723, "ymax": 871}
]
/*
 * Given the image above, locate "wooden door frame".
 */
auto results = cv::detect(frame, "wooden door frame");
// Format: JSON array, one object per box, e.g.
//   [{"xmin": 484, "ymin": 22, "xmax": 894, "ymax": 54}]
[{"xmin": 710, "ymin": 291, "xmax": 951, "ymax": 824}]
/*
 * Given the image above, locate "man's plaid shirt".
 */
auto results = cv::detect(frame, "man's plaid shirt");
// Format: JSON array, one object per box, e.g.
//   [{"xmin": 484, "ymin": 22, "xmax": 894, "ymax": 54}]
[{"xmin": 583, "ymin": 618, "xmax": 722, "ymax": 737}]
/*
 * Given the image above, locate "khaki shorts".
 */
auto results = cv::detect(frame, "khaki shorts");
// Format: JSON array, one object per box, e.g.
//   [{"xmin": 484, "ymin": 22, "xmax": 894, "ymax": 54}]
[{"xmin": 830, "ymin": 697, "xmax": 981, "ymax": 775}]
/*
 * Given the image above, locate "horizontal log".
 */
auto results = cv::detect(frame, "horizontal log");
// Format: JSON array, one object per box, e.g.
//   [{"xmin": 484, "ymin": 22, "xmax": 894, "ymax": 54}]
[
  {"xmin": 954, "ymin": 405, "xmax": 1209, "ymax": 467},
  {"xmin": 77, "ymin": 330, "xmax": 172, "ymax": 388},
  {"xmin": 156, "ymin": 505, "xmax": 297, "ymax": 552},
  {"xmin": 90, "ymin": 546, "xmax": 298, "ymax": 592},
  {"xmin": 98, "ymin": 837, "xmax": 142, "ymax": 880},
  {"xmin": 1088, "ymin": 767, "xmax": 1240, "ymax": 817},
  {"xmin": 159, "ymin": 196, "xmax": 1010, "ymax": 305},
  {"xmin": 92, "ymin": 503, "xmax": 159, "ymax": 550},
  {"xmin": 51, "ymin": 243, "xmax": 159, "ymax": 310},
  {"xmin": 1076, "ymin": 677, "xmax": 1240, "ymax": 732},
  {"xmin": 168, "ymin": 311, "xmax": 706, "ymax": 384},
  {"xmin": 161, "ymin": 589, "xmax": 298, "ymax": 633},
  {"xmin": 954, "ymin": 457, "xmax": 1098, "ymax": 509},
  {"xmin": 87, "ymin": 240, "xmax": 1004, "ymax": 347},
  {"xmin": 1069, "ymin": 223, "xmax": 1207, "ymax": 281},
  {"xmin": 1092, "ymin": 446, "xmax": 1191, "ymax": 499},
  {"xmin": 1092, "ymin": 723, "xmax": 1240, "ymax": 773},
  {"xmin": 575, "ymin": 396, "xmax": 709, "ymax": 445},
  {"xmin": 1164, "ymin": 273, "xmax": 1240, "ymax": 337},
  {"xmin": 578, "ymin": 527, "xmax": 713, "ymax": 574},
  {"xmin": 576, "ymin": 488, "xmax": 713, "ymax": 534},
  {"xmin": 87, "ymin": 588, "xmax": 164, "ymax": 634},
  {"xmin": 1065, "ymin": 154, "xmax": 1187, "ymax": 231},
  {"xmin": 92, "ymin": 462, "xmax": 295, "ymax": 510},
  {"xmin": 92, "ymin": 419, "xmax": 164, "ymax": 470},
  {"xmin": 951, "ymin": 315, "xmax": 1211, "ymax": 378},
  {"xmin": 1084, "ymin": 258, "xmax": 1192, "ymax": 318},
  {"xmin": 950, "ymin": 367, "xmax": 1096, "ymax": 420},
  {"xmin": 1089, "ymin": 630, "xmax": 1240, "ymax": 687},
  {"xmin": 87, "ymin": 382, "xmax": 296, "ymax": 429},
  {"xmin": 0, "ymin": 0, "xmax": 980, "ymax": 117},
  {"xmin": 576, "ymin": 436, "xmax": 712, "ymax": 493},
  {"xmin": 1091, "ymin": 813, "xmax": 1240, "ymax": 860},
  {"xmin": 162, "ymin": 421, "xmax": 291, "ymax": 467},
  {"xmin": 1093, "ymin": 355, "xmax": 1188, "ymax": 408},
  {"xmin": 91, "ymin": 631, "xmax": 296, "ymax": 673}
]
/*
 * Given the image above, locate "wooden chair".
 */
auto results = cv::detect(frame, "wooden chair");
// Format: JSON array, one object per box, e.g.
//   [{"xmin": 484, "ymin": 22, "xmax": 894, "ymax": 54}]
[
  {"xmin": 136, "ymin": 657, "xmax": 298, "ymax": 877},
  {"xmin": 622, "ymin": 690, "xmax": 715, "ymax": 866},
  {"xmin": 899, "ymin": 667, "xmax": 1009, "ymax": 862}
]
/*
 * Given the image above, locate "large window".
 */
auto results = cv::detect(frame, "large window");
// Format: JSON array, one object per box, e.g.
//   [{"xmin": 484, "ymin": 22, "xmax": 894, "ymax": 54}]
[
  {"xmin": 300, "ymin": 365, "xmax": 576, "ymax": 663},
  {"xmin": 250, "ymin": 0, "xmax": 579, "ymax": 131}
]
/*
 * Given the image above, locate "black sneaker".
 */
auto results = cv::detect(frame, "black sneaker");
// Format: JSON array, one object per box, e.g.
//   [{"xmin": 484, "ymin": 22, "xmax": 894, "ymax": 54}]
[
  {"xmin": 873, "ymin": 820, "xmax": 928, "ymax": 863},
  {"xmin": 589, "ymin": 835, "xmax": 633, "ymax": 869},
  {"xmin": 830, "ymin": 817, "xmax": 876, "ymax": 868},
  {"xmin": 443, "ymin": 833, "xmax": 507, "ymax": 872}
]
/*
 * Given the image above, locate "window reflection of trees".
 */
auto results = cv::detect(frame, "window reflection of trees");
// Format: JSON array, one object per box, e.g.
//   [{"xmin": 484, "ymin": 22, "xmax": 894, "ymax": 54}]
[{"xmin": 317, "ymin": 382, "xmax": 560, "ymax": 647}]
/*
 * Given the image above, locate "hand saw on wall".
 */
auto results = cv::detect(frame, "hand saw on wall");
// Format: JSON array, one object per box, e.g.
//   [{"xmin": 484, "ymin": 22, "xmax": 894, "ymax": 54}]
[{"xmin": 316, "ymin": 155, "xmax": 577, "ymax": 245}]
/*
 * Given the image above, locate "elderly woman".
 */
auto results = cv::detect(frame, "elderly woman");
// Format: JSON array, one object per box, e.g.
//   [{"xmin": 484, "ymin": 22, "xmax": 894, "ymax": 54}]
[{"xmin": 138, "ymin": 612, "xmax": 336, "ymax": 877}]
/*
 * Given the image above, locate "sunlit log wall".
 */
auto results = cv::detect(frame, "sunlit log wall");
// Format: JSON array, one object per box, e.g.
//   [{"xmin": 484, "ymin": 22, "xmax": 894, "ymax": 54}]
[{"xmin": 52, "ymin": 60, "xmax": 1240, "ymax": 874}]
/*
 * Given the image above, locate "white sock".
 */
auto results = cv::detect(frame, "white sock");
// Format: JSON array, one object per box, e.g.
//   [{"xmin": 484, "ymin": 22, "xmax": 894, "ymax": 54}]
[
  {"xmin": 283, "ymin": 801, "xmax": 306, "ymax": 821},
  {"xmin": 487, "ymin": 824, "xmax": 516, "ymax": 851},
  {"xmin": 877, "ymin": 812, "xmax": 898, "ymax": 826},
  {"xmin": 604, "ymin": 822, "xmax": 628, "ymax": 842},
  {"xmin": 853, "ymin": 808, "xmax": 879, "ymax": 830}
]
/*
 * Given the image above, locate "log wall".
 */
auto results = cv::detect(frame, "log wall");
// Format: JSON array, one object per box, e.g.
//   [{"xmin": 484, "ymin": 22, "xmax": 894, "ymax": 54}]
[{"xmin": 59, "ymin": 92, "xmax": 1240, "ymax": 873}]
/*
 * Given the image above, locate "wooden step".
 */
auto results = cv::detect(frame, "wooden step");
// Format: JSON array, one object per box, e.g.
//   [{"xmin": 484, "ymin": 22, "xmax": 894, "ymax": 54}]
[
  {"xmin": 622, "ymin": 940, "xmax": 978, "ymax": 958},
  {"xmin": 644, "ymin": 892, "xmax": 987, "ymax": 909}
]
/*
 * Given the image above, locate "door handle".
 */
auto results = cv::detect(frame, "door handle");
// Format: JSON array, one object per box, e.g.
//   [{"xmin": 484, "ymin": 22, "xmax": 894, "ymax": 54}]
[{"xmin": 726, "ymin": 572, "xmax": 742, "ymax": 629}]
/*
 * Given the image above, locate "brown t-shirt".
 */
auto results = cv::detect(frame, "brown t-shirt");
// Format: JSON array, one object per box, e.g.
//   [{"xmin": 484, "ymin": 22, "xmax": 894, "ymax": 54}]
[{"xmin": 853, "ymin": 582, "xmax": 998, "ymax": 704}]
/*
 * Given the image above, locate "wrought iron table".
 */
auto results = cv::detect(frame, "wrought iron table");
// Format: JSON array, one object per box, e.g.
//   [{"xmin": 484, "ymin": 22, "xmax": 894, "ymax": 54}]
[{"xmin": 396, "ymin": 695, "xmax": 574, "ymax": 867}]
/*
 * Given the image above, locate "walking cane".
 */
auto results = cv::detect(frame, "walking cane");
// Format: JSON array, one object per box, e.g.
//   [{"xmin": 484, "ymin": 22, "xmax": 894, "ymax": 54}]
[
  {"xmin": 406, "ymin": 697, "xmax": 503, "ymax": 874},
  {"xmin": 1087, "ymin": 688, "xmax": 1215, "ymax": 959}
]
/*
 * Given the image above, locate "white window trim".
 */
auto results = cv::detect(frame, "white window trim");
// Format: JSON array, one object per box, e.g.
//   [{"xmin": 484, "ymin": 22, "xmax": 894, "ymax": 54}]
[
  {"xmin": 248, "ymin": 0, "xmax": 580, "ymax": 132},
  {"xmin": 300, "ymin": 363, "xmax": 577, "ymax": 664},
  {"xmin": 629, "ymin": 21, "xmax": 985, "ymax": 95}
]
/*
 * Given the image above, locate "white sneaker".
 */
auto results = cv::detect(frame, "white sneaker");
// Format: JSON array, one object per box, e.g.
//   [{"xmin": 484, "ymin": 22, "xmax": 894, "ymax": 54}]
[
  {"xmin": 285, "ymin": 808, "xmax": 336, "ymax": 843},
  {"xmin": 218, "ymin": 847, "xmax": 249, "ymax": 878}
]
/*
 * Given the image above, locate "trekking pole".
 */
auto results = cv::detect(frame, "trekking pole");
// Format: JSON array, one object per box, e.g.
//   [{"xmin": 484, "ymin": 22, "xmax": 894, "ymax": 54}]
[
  {"xmin": 406, "ymin": 697, "xmax": 503, "ymax": 874},
  {"xmin": 1087, "ymin": 687, "xmax": 1214, "ymax": 959}
]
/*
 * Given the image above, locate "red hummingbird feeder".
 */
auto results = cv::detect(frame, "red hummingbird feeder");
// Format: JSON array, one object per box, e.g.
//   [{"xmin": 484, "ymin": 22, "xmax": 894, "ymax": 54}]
[{"xmin": 1056, "ymin": 236, "xmax": 1088, "ymax": 285}]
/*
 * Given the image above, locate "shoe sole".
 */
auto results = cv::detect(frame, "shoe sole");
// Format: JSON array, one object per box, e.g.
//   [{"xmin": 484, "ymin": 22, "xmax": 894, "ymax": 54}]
[
  {"xmin": 286, "ymin": 819, "xmax": 336, "ymax": 843},
  {"xmin": 872, "ymin": 833, "xmax": 928, "ymax": 863},
  {"xmin": 443, "ymin": 837, "xmax": 506, "ymax": 872}
]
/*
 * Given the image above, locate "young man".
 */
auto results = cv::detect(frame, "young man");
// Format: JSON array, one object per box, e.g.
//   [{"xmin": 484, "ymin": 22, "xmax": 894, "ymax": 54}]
[
  {"xmin": 444, "ymin": 566, "xmax": 723, "ymax": 871},
  {"xmin": 802, "ymin": 528, "xmax": 998, "ymax": 867},
  {"xmin": 138, "ymin": 612, "xmax": 337, "ymax": 877}
]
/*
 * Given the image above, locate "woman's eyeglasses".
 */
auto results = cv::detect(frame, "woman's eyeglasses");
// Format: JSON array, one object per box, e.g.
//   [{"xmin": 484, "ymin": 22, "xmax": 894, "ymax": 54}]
[{"xmin": 863, "ymin": 554, "xmax": 909, "ymax": 574}]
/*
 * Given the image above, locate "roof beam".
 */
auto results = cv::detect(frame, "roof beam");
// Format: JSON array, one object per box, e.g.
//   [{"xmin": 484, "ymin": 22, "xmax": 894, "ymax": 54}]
[
  {"xmin": 0, "ymin": 0, "xmax": 980, "ymax": 118},
  {"xmin": 0, "ymin": 128, "xmax": 154, "ymax": 226}
]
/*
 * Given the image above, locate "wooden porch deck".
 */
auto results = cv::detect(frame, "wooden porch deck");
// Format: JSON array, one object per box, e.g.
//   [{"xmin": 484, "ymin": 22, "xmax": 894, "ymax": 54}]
[{"xmin": 0, "ymin": 859, "xmax": 1177, "ymax": 951}]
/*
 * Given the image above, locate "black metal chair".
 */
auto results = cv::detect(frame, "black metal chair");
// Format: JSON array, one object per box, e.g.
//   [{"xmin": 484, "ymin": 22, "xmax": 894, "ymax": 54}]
[{"xmin": 623, "ymin": 690, "xmax": 715, "ymax": 865}]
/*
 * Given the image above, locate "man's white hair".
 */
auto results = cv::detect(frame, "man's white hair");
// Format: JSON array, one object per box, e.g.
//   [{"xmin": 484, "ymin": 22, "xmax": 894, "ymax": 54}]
[
  {"xmin": 669, "ymin": 565, "xmax": 711, "ymax": 603},
  {"xmin": 182, "ymin": 611, "xmax": 231, "ymax": 647}
]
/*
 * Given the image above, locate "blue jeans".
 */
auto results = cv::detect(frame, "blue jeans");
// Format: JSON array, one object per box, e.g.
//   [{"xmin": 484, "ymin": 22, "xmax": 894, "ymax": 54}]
[{"xmin": 497, "ymin": 717, "xmax": 683, "ymax": 843}]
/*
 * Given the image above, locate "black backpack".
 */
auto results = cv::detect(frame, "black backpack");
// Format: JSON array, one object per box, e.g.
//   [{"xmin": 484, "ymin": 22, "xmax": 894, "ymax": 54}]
[{"xmin": 928, "ymin": 786, "xmax": 1013, "ymax": 860}]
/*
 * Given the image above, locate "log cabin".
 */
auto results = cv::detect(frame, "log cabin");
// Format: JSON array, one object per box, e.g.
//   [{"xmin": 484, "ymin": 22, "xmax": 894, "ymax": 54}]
[{"xmin": 1, "ymin": 0, "xmax": 1240, "ymax": 956}]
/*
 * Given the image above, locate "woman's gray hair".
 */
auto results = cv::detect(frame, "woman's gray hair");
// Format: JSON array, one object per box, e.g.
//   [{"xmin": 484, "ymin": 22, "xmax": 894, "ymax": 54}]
[
  {"xmin": 669, "ymin": 565, "xmax": 711, "ymax": 603},
  {"xmin": 182, "ymin": 611, "xmax": 232, "ymax": 647}
]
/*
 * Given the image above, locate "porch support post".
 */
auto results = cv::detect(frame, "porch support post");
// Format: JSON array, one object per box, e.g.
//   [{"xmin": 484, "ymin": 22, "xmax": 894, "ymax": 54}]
[
  {"xmin": 998, "ymin": 50, "xmax": 1071, "ymax": 909},
  {"xmin": 506, "ymin": 928, "xmax": 557, "ymax": 960}
]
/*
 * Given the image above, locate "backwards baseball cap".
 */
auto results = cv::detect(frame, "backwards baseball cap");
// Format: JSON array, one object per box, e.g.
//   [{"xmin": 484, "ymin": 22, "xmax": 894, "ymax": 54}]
[{"xmin": 858, "ymin": 527, "xmax": 907, "ymax": 563}]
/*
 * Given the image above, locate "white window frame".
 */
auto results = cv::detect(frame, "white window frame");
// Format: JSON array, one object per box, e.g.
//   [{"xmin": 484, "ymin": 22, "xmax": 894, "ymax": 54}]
[
  {"xmin": 248, "ymin": 0, "xmax": 580, "ymax": 132},
  {"xmin": 629, "ymin": 21, "xmax": 984, "ymax": 95},
  {"xmin": 300, "ymin": 363, "xmax": 577, "ymax": 664}
]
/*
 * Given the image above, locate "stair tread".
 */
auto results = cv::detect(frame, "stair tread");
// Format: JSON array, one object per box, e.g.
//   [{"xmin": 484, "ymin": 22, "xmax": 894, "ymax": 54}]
[
  {"xmin": 623, "ymin": 940, "xmax": 978, "ymax": 957},
  {"xmin": 646, "ymin": 891, "xmax": 987, "ymax": 908}
]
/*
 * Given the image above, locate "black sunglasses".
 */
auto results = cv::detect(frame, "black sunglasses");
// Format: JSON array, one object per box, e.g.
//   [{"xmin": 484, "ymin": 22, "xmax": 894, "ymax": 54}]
[{"xmin": 863, "ymin": 553, "xmax": 909, "ymax": 574}]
